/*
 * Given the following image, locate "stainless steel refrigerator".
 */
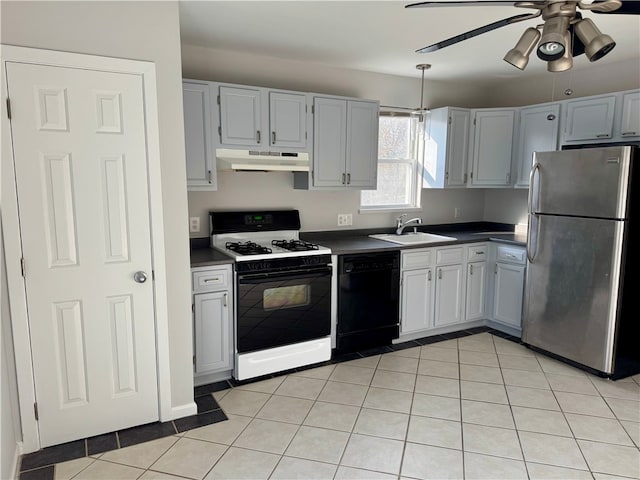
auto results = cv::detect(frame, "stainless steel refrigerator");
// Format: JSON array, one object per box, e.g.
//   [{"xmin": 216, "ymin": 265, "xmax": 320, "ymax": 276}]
[{"xmin": 522, "ymin": 145, "xmax": 640, "ymax": 379}]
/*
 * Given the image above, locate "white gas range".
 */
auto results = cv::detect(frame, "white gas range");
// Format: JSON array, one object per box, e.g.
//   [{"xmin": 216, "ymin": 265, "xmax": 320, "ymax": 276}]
[{"xmin": 209, "ymin": 210, "xmax": 333, "ymax": 381}]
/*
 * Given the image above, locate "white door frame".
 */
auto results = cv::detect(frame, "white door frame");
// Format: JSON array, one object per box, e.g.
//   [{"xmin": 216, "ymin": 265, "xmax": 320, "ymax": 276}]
[{"xmin": 1, "ymin": 45, "xmax": 174, "ymax": 453}]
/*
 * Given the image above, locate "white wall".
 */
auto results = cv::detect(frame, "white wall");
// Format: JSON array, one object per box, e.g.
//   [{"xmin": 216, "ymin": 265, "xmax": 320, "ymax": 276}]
[
  {"xmin": 1, "ymin": 0, "xmax": 194, "ymax": 423},
  {"xmin": 182, "ymin": 44, "xmax": 494, "ymax": 235}
]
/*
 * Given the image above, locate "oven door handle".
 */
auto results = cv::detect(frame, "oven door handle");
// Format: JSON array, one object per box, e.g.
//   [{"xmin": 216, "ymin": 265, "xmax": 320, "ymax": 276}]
[{"xmin": 237, "ymin": 266, "xmax": 332, "ymax": 282}]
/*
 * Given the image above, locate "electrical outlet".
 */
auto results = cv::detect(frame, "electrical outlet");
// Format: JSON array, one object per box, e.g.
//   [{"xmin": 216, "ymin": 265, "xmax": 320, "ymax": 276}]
[
  {"xmin": 189, "ymin": 217, "xmax": 200, "ymax": 233},
  {"xmin": 454, "ymin": 208, "xmax": 461, "ymax": 219},
  {"xmin": 337, "ymin": 213, "xmax": 353, "ymax": 226}
]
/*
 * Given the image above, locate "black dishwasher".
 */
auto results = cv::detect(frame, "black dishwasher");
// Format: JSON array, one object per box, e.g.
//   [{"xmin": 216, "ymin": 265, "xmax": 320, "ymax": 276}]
[{"xmin": 337, "ymin": 251, "xmax": 400, "ymax": 352}]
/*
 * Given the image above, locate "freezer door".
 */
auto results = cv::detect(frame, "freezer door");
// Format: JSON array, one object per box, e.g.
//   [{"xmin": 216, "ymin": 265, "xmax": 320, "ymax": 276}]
[
  {"xmin": 530, "ymin": 147, "xmax": 632, "ymax": 219},
  {"xmin": 523, "ymin": 214, "xmax": 625, "ymax": 374}
]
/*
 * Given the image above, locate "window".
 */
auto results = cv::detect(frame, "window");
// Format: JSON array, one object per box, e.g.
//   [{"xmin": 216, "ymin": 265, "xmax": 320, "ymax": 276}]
[{"xmin": 360, "ymin": 111, "xmax": 423, "ymax": 211}]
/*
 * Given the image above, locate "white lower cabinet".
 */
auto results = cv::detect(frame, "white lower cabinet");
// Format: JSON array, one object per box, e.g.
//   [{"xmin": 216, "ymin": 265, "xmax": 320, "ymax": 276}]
[
  {"xmin": 490, "ymin": 244, "xmax": 526, "ymax": 332},
  {"xmin": 192, "ymin": 265, "xmax": 234, "ymax": 384},
  {"xmin": 465, "ymin": 244, "xmax": 488, "ymax": 322},
  {"xmin": 400, "ymin": 243, "xmax": 488, "ymax": 339},
  {"xmin": 400, "ymin": 249, "xmax": 434, "ymax": 335}
]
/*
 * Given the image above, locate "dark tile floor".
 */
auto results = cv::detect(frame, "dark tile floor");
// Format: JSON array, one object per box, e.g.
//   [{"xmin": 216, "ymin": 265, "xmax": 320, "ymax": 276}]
[{"xmin": 18, "ymin": 326, "xmax": 518, "ymax": 480}]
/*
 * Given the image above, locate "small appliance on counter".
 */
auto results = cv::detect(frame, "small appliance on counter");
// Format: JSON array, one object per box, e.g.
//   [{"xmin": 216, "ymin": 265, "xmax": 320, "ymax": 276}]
[
  {"xmin": 210, "ymin": 209, "xmax": 332, "ymax": 381},
  {"xmin": 522, "ymin": 145, "xmax": 640, "ymax": 379}
]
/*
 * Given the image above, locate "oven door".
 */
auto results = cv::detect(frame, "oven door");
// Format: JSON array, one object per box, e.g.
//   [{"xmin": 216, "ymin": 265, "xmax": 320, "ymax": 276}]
[{"xmin": 236, "ymin": 265, "xmax": 332, "ymax": 354}]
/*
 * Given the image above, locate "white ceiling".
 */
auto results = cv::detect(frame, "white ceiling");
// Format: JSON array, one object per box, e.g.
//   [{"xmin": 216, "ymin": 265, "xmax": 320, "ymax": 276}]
[{"xmin": 178, "ymin": 0, "xmax": 640, "ymax": 83}]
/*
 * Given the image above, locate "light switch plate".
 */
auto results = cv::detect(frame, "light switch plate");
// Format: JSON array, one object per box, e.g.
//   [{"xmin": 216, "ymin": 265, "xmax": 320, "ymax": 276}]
[
  {"xmin": 189, "ymin": 217, "xmax": 200, "ymax": 233},
  {"xmin": 337, "ymin": 213, "xmax": 352, "ymax": 226}
]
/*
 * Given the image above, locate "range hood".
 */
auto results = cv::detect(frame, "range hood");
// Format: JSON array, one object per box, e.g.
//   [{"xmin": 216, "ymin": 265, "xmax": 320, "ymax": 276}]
[{"xmin": 216, "ymin": 148, "xmax": 310, "ymax": 172}]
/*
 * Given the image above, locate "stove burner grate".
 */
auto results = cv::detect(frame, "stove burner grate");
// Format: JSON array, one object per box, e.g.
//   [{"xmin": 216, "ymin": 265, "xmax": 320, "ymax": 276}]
[
  {"xmin": 272, "ymin": 239, "xmax": 320, "ymax": 252},
  {"xmin": 225, "ymin": 241, "xmax": 272, "ymax": 255}
]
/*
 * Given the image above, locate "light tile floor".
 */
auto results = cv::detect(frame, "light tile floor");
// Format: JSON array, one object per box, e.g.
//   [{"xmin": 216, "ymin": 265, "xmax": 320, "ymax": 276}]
[{"xmin": 48, "ymin": 333, "xmax": 640, "ymax": 479}]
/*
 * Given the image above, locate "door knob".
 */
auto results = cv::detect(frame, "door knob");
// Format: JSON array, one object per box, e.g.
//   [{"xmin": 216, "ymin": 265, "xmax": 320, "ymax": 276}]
[{"xmin": 133, "ymin": 271, "xmax": 148, "ymax": 283}]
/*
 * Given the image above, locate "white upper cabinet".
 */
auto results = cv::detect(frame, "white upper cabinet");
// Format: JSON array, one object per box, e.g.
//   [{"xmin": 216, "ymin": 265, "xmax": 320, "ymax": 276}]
[
  {"xmin": 183, "ymin": 81, "xmax": 216, "ymax": 191},
  {"xmin": 218, "ymin": 85, "xmax": 263, "ymax": 147},
  {"xmin": 269, "ymin": 91, "xmax": 308, "ymax": 148},
  {"xmin": 306, "ymin": 96, "xmax": 378, "ymax": 189},
  {"xmin": 216, "ymin": 84, "xmax": 309, "ymax": 151},
  {"xmin": 514, "ymin": 103, "xmax": 560, "ymax": 188},
  {"xmin": 469, "ymin": 108, "xmax": 516, "ymax": 187},
  {"xmin": 562, "ymin": 94, "xmax": 616, "ymax": 143},
  {"xmin": 620, "ymin": 91, "xmax": 640, "ymax": 139},
  {"xmin": 424, "ymin": 107, "xmax": 470, "ymax": 188}
]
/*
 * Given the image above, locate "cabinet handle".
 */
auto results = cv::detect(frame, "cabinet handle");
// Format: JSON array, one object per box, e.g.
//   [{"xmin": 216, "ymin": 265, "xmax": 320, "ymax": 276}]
[
  {"xmin": 464, "ymin": 173, "xmax": 467, "ymax": 183},
  {"xmin": 621, "ymin": 131, "xmax": 637, "ymax": 136},
  {"xmin": 223, "ymin": 292, "xmax": 228, "ymax": 307},
  {"xmin": 438, "ymin": 269, "xmax": 442, "ymax": 280},
  {"xmin": 272, "ymin": 131, "xmax": 276, "ymax": 144},
  {"xmin": 476, "ymin": 251, "xmax": 484, "ymax": 255},
  {"xmin": 506, "ymin": 173, "xmax": 510, "ymax": 184},
  {"xmin": 203, "ymin": 277, "xmax": 220, "ymax": 283},
  {"xmin": 470, "ymin": 264, "xmax": 474, "ymax": 275},
  {"xmin": 347, "ymin": 173, "xmax": 351, "ymax": 184},
  {"xmin": 208, "ymin": 170, "xmax": 212, "ymax": 184},
  {"xmin": 256, "ymin": 130, "xmax": 261, "ymax": 144},
  {"xmin": 495, "ymin": 264, "xmax": 498, "ymax": 274},
  {"xmin": 342, "ymin": 173, "xmax": 346, "ymax": 184},
  {"xmin": 428, "ymin": 270, "xmax": 432, "ymax": 281},
  {"xmin": 596, "ymin": 134, "xmax": 609, "ymax": 138}
]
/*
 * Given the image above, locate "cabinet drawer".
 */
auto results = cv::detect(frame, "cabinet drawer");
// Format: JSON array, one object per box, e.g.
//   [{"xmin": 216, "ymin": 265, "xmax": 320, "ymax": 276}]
[
  {"xmin": 435, "ymin": 246, "xmax": 464, "ymax": 265},
  {"xmin": 402, "ymin": 249, "xmax": 432, "ymax": 270},
  {"xmin": 496, "ymin": 245, "xmax": 526, "ymax": 264},
  {"xmin": 467, "ymin": 244, "xmax": 488, "ymax": 262},
  {"xmin": 192, "ymin": 267, "xmax": 231, "ymax": 293}
]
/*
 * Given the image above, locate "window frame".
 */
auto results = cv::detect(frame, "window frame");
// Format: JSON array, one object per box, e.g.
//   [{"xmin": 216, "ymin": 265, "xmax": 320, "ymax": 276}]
[{"xmin": 359, "ymin": 110, "xmax": 424, "ymax": 213}]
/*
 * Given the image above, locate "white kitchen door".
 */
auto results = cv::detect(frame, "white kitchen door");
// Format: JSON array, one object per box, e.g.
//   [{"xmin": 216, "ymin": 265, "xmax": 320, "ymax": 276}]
[{"xmin": 5, "ymin": 61, "xmax": 159, "ymax": 447}]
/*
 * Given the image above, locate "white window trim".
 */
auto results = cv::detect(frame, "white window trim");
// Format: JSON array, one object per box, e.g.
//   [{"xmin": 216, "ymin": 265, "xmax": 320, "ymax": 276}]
[{"xmin": 360, "ymin": 111, "xmax": 424, "ymax": 212}]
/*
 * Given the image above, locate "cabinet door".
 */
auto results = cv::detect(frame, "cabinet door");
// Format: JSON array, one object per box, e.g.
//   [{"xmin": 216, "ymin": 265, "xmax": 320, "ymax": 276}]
[
  {"xmin": 183, "ymin": 82, "xmax": 216, "ymax": 190},
  {"xmin": 470, "ymin": 109, "xmax": 515, "ymax": 186},
  {"xmin": 269, "ymin": 91, "xmax": 307, "ymax": 148},
  {"xmin": 563, "ymin": 95, "xmax": 615, "ymax": 142},
  {"xmin": 515, "ymin": 103, "xmax": 560, "ymax": 188},
  {"xmin": 492, "ymin": 262, "xmax": 525, "ymax": 328},
  {"xmin": 434, "ymin": 264, "xmax": 465, "ymax": 327},
  {"xmin": 346, "ymin": 100, "xmax": 379, "ymax": 189},
  {"xmin": 194, "ymin": 291, "xmax": 231, "ymax": 374},
  {"xmin": 446, "ymin": 108, "xmax": 471, "ymax": 187},
  {"xmin": 313, "ymin": 97, "xmax": 347, "ymax": 187},
  {"xmin": 219, "ymin": 85, "xmax": 263, "ymax": 146},
  {"xmin": 620, "ymin": 91, "xmax": 640, "ymax": 139},
  {"xmin": 465, "ymin": 261, "xmax": 487, "ymax": 321},
  {"xmin": 401, "ymin": 268, "xmax": 434, "ymax": 334}
]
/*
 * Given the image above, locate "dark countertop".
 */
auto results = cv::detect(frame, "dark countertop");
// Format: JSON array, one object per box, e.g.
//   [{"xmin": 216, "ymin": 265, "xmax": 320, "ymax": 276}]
[
  {"xmin": 190, "ymin": 238, "xmax": 234, "ymax": 267},
  {"xmin": 189, "ymin": 222, "xmax": 526, "ymax": 267},
  {"xmin": 300, "ymin": 222, "xmax": 526, "ymax": 255}
]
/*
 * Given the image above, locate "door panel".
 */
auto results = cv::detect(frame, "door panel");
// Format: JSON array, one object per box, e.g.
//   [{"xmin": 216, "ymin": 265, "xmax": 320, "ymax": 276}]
[
  {"xmin": 523, "ymin": 214, "xmax": 622, "ymax": 373},
  {"xmin": 7, "ymin": 62, "xmax": 158, "ymax": 447}
]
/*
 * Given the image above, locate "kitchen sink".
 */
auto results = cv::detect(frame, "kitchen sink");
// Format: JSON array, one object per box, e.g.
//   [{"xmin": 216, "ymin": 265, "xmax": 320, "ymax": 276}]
[{"xmin": 368, "ymin": 232, "xmax": 457, "ymax": 245}]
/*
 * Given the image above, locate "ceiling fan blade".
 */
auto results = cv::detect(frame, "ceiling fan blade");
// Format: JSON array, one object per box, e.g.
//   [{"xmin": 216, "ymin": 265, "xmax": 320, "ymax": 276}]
[
  {"xmin": 406, "ymin": 1, "xmax": 518, "ymax": 7},
  {"xmin": 590, "ymin": 1, "xmax": 640, "ymax": 14},
  {"xmin": 415, "ymin": 13, "xmax": 535, "ymax": 53}
]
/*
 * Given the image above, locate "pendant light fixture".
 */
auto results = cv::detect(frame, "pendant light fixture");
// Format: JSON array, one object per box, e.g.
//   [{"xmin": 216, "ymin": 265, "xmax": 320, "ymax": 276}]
[{"xmin": 413, "ymin": 63, "xmax": 431, "ymax": 122}]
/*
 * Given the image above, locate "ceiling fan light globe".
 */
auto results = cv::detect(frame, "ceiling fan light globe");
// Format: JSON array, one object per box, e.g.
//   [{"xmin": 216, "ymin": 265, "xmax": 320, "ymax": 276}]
[
  {"xmin": 575, "ymin": 18, "xmax": 616, "ymax": 62},
  {"xmin": 537, "ymin": 16, "xmax": 569, "ymax": 61},
  {"xmin": 537, "ymin": 40, "xmax": 565, "ymax": 61},
  {"xmin": 548, "ymin": 31, "xmax": 573, "ymax": 72},
  {"xmin": 504, "ymin": 27, "xmax": 541, "ymax": 70}
]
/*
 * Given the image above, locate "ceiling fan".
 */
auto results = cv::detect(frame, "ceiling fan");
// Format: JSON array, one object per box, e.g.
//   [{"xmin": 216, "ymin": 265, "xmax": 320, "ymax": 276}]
[{"xmin": 405, "ymin": 1, "xmax": 640, "ymax": 72}]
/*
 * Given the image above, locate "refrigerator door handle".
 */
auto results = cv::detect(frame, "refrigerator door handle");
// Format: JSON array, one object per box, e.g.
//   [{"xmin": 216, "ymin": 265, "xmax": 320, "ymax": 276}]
[
  {"xmin": 527, "ymin": 213, "xmax": 540, "ymax": 263},
  {"xmin": 528, "ymin": 162, "xmax": 541, "ymax": 214}
]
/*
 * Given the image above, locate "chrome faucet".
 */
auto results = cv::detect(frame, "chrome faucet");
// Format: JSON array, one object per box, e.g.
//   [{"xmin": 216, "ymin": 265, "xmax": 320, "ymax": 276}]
[{"xmin": 395, "ymin": 214, "xmax": 423, "ymax": 235}]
